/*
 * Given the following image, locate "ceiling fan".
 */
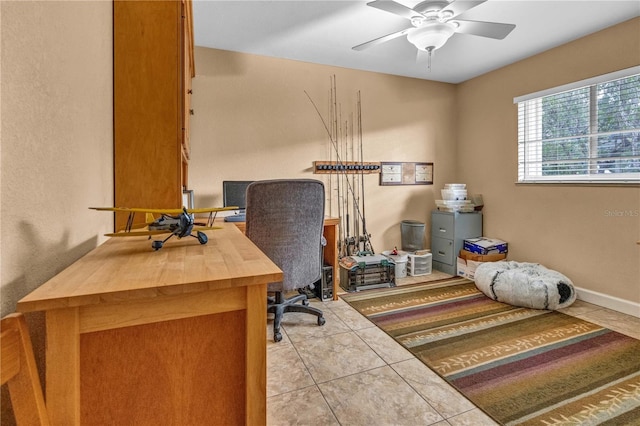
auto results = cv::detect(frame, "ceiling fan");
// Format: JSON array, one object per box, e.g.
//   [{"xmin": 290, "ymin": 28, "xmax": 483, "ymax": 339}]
[{"xmin": 353, "ymin": 0, "xmax": 516, "ymax": 68}]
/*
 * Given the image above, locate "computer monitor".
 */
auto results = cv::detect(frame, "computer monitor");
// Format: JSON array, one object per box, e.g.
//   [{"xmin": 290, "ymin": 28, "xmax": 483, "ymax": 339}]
[{"xmin": 222, "ymin": 181, "xmax": 254, "ymax": 211}]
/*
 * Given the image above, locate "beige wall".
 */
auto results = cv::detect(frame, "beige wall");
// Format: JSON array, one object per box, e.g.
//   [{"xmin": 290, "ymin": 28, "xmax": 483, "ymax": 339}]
[
  {"xmin": 190, "ymin": 47, "xmax": 458, "ymax": 253},
  {"xmin": 1, "ymin": 1, "xmax": 113, "ymax": 421},
  {"xmin": 456, "ymin": 18, "xmax": 640, "ymax": 306},
  {"xmin": 191, "ymin": 19, "xmax": 639, "ymax": 309},
  {"xmin": 1, "ymin": 0, "xmax": 113, "ymax": 314}
]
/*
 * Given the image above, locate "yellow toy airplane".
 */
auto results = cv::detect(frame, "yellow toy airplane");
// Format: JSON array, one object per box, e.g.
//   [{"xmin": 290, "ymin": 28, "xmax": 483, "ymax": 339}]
[{"xmin": 90, "ymin": 206, "xmax": 238, "ymax": 250}]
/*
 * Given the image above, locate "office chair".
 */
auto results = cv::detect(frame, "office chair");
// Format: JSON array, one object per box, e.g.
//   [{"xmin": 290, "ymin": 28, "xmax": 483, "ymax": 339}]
[
  {"xmin": 245, "ymin": 179, "xmax": 326, "ymax": 342},
  {"xmin": 1, "ymin": 313, "xmax": 51, "ymax": 425}
]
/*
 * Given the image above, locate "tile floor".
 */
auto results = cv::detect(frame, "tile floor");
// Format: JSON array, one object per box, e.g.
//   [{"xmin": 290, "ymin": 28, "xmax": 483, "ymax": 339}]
[{"xmin": 266, "ymin": 277, "xmax": 640, "ymax": 426}]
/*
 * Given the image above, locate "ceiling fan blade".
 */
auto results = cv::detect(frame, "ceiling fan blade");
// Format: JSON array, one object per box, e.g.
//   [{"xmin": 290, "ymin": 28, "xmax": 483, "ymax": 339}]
[
  {"xmin": 440, "ymin": 1, "xmax": 486, "ymax": 18},
  {"xmin": 454, "ymin": 20, "xmax": 516, "ymax": 40},
  {"xmin": 366, "ymin": 0, "xmax": 422, "ymax": 20},
  {"xmin": 352, "ymin": 27, "xmax": 414, "ymax": 51}
]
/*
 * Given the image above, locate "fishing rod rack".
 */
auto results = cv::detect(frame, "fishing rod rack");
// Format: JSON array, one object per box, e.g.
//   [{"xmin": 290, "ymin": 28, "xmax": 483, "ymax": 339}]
[
  {"xmin": 313, "ymin": 161, "xmax": 381, "ymax": 174},
  {"xmin": 306, "ymin": 75, "xmax": 381, "ymax": 262}
]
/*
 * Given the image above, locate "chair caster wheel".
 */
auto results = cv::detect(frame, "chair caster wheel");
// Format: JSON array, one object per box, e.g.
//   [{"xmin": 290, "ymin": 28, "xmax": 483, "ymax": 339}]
[
  {"xmin": 274, "ymin": 332, "xmax": 282, "ymax": 342},
  {"xmin": 317, "ymin": 317, "xmax": 326, "ymax": 326},
  {"xmin": 302, "ymin": 299, "xmax": 310, "ymax": 306}
]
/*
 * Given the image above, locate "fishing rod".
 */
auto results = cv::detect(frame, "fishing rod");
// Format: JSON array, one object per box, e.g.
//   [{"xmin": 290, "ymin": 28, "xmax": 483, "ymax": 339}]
[
  {"xmin": 327, "ymin": 89, "xmax": 333, "ymax": 218},
  {"xmin": 328, "ymin": 79, "xmax": 345, "ymax": 257},
  {"xmin": 357, "ymin": 91, "xmax": 371, "ymax": 253},
  {"xmin": 304, "ymin": 83, "xmax": 374, "ymax": 255},
  {"xmin": 351, "ymin": 111, "xmax": 360, "ymax": 254},
  {"xmin": 345, "ymin": 117, "xmax": 357, "ymax": 256}
]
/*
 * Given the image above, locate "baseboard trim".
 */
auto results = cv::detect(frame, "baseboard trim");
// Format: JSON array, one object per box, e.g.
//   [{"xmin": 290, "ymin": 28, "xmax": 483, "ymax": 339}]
[{"xmin": 575, "ymin": 286, "xmax": 640, "ymax": 318}]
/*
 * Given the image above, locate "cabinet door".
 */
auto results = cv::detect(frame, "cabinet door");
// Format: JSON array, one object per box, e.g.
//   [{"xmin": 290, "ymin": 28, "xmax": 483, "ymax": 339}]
[
  {"xmin": 181, "ymin": 0, "xmax": 194, "ymax": 189},
  {"xmin": 114, "ymin": 1, "xmax": 183, "ymax": 230}
]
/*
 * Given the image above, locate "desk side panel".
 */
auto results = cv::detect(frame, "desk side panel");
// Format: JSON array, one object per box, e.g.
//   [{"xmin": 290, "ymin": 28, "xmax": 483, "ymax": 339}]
[
  {"xmin": 246, "ymin": 284, "xmax": 266, "ymax": 425},
  {"xmin": 80, "ymin": 311, "xmax": 246, "ymax": 425},
  {"xmin": 46, "ymin": 308, "xmax": 80, "ymax": 425}
]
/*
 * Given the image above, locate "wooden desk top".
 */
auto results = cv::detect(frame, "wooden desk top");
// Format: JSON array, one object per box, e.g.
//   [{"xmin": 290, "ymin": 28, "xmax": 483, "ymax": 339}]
[{"xmin": 17, "ymin": 223, "xmax": 283, "ymax": 313}]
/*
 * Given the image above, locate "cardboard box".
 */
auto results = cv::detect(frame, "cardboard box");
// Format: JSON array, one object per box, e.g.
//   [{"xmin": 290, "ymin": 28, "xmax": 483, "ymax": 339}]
[
  {"xmin": 463, "ymin": 237, "xmax": 508, "ymax": 255},
  {"xmin": 457, "ymin": 257, "xmax": 506, "ymax": 280},
  {"xmin": 457, "ymin": 257, "xmax": 483, "ymax": 280},
  {"xmin": 459, "ymin": 249, "xmax": 507, "ymax": 262}
]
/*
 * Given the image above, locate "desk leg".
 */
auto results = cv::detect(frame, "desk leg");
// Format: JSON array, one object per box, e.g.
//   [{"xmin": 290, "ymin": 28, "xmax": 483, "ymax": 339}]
[
  {"xmin": 322, "ymin": 222, "xmax": 340, "ymax": 300},
  {"xmin": 246, "ymin": 283, "xmax": 267, "ymax": 426},
  {"xmin": 46, "ymin": 308, "xmax": 80, "ymax": 426}
]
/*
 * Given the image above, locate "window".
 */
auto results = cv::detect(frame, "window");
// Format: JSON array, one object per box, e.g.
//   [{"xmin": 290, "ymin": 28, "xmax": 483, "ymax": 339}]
[{"xmin": 515, "ymin": 67, "xmax": 640, "ymax": 184}]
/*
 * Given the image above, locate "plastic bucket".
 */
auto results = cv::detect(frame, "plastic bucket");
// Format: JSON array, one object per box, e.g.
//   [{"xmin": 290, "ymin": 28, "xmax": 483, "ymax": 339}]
[
  {"xmin": 394, "ymin": 259, "xmax": 407, "ymax": 278},
  {"xmin": 382, "ymin": 250, "xmax": 409, "ymax": 279},
  {"xmin": 401, "ymin": 220, "xmax": 425, "ymax": 251}
]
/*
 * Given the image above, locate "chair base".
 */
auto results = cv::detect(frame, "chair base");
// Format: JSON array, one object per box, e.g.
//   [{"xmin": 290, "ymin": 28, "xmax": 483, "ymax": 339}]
[{"xmin": 268, "ymin": 291, "xmax": 325, "ymax": 342}]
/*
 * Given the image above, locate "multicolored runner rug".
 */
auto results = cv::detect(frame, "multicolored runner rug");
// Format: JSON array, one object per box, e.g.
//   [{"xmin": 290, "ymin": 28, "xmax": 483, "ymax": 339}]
[{"xmin": 342, "ymin": 277, "xmax": 640, "ymax": 425}]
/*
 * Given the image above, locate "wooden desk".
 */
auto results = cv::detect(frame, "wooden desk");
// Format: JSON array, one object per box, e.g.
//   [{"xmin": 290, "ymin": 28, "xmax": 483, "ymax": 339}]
[
  {"xmin": 17, "ymin": 224, "xmax": 281, "ymax": 425},
  {"xmin": 231, "ymin": 217, "xmax": 340, "ymax": 300}
]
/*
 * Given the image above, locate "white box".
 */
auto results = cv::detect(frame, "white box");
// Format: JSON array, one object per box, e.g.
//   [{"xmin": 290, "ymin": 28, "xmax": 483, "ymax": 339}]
[
  {"xmin": 457, "ymin": 257, "xmax": 506, "ymax": 280},
  {"xmin": 408, "ymin": 253, "xmax": 432, "ymax": 276},
  {"xmin": 457, "ymin": 257, "xmax": 482, "ymax": 280}
]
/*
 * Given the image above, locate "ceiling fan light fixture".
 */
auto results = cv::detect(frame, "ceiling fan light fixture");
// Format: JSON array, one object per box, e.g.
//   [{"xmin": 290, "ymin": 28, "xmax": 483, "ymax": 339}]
[
  {"xmin": 413, "ymin": 0, "xmax": 449, "ymax": 15},
  {"xmin": 438, "ymin": 10, "xmax": 454, "ymax": 21},
  {"xmin": 407, "ymin": 21, "xmax": 456, "ymax": 51},
  {"xmin": 410, "ymin": 15, "xmax": 425, "ymax": 26}
]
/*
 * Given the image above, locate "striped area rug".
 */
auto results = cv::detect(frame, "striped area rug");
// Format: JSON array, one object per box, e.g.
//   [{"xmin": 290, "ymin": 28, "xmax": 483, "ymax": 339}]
[{"xmin": 342, "ymin": 277, "xmax": 640, "ymax": 425}]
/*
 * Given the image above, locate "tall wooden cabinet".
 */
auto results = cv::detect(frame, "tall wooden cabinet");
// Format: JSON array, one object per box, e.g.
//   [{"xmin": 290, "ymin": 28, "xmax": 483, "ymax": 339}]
[{"xmin": 113, "ymin": 0, "xmax": 194, "ymax": 231}]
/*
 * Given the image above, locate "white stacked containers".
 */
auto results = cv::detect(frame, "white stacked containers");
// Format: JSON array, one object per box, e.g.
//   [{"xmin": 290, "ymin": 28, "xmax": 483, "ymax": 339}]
[
  {"xmin": 441, "ymin": 184, "xmax": 467, "ymax": 200},
  {"xmin": 436, "ymin": 183, "xmax": 474, "ymax": 212},
  {"xmin": 408, "ymin": 253, "xmax": 432, "ymax": 276}
]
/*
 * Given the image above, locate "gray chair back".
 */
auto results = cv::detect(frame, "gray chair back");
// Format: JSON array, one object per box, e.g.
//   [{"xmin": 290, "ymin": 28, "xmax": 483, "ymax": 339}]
[{"xmin": 245, "ymin": 179, "xmax": 325, "ymax": 292}]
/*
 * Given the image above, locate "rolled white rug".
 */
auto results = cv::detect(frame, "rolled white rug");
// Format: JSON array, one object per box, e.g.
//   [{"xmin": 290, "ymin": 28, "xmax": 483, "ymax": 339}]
[{"xmin": 474, "ymin": 261, "xmax": 576, "ymax": 310}]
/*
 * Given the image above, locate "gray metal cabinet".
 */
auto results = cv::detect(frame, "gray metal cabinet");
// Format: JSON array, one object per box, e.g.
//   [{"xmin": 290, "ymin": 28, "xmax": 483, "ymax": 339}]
[{"xmin": 431, "ymin": 211, "xmax": 482, "ymax": 275}]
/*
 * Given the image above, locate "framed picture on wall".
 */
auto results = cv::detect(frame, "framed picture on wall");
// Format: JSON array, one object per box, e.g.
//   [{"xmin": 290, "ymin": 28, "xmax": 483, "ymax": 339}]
[{"xmin": 379, "ymin": 162, "xmax": 434, "ymax": 185}]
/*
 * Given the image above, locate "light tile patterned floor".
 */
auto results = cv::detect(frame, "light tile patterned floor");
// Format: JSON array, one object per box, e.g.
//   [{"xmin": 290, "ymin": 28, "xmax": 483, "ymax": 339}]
[{"xmin": 266, "ymin": 281, "xmax": 640, "ymax": 426}]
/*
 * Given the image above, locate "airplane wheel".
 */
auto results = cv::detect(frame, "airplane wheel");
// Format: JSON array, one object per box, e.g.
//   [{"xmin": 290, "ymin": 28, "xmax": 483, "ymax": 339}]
[
  {"xmin": 152, "ymin": 240, "xmax": 163, "ymax": 251},
  {"xmin": 197, "ymin": 231, "xmax": 208, "ymax": 245}
]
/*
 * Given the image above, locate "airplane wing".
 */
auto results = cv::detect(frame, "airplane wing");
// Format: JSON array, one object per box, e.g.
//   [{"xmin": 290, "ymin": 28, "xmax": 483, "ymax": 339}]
[
  {"xmin": 90, "ymin": 206, "xmax": 237, "ymax": 232},
  {"xmin": 105, "ymin": 230, "xmax": 172, "ymax": 237},
  {"xmin": 89, "ymin": 206, "xmax": 238, "ymax": 214},
  {"xmin": 91, "ymin": 206, "xmax": 231, "ymax": 250},
  {"xmin": 104, "ymin": 225, "xmax": 222, "ymax": 238}
]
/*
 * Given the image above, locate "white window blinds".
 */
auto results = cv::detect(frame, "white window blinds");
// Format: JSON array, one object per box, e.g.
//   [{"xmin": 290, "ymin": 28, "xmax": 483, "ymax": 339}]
[{"xmin": 515, "ymin": 67, "xmax": 640, "ymax": 183}]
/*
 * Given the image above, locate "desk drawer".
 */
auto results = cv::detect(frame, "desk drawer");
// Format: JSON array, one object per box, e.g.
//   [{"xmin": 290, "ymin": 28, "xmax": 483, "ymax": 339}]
[
  {"xmin": 431, "ymin": 213, "xmax": 454, "ymax": 238},
  {"xmin": 431, "ymin": 237, "xmax": 454, "ymax": 266}
]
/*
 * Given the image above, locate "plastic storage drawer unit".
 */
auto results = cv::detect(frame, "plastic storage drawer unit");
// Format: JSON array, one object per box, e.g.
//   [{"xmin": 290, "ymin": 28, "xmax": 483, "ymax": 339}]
[{"xmin": 408, "ymin": 253, "xmax": 432, "ymax": 276}]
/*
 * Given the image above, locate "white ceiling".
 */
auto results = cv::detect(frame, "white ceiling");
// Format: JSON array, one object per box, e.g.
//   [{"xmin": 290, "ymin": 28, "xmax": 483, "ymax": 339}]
[{"xmin": 193, "ymin": 0, "xmax": 640, "ymax": 84}]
